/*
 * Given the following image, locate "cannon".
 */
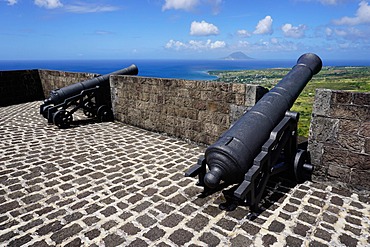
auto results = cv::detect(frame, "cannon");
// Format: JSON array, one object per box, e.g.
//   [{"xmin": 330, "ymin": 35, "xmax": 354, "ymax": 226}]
[
  {"xmin": 186, "ymin": 53, "xmax": 322, "ymax": 215},
  {"xmin": 40, "ymin": 64, "xmax": 138, "ymax": 128}
]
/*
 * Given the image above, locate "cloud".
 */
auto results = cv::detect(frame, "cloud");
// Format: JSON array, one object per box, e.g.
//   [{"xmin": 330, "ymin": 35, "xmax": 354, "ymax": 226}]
[
  {"xmin": 237, "ymin": 29, "xmax": 251, "ymax": 38},
  {"xmin": 34, "ymin": 0, "xmax": 63, "ymax": 9},
  {"xmin": 64, "ymin": 3, "xmax": 120, "ymax": 13},
  {"xmin": 6, "ymin": 0, "xmax": 17, "ymax": 5},
  {"xmin": 209, "ymin": 0, "xmax": 223, "ymax": 15},
  {"xmin": 165, "ymin": 39, "xmax": 226, "ymax": 50},
  {"xmin": 253, "ymin": 16, "xmax": 273, "ymax": 35},
  {"xmin": 318, "ymin": 0, "xmax": 340, "ymax": 4},
  {"xmin": 162, "ymin": 0, "xmax": 200, "ymax": 11},
  {"xmin": 190, "ymin": 21, "xmax": 219, "ymax": 36},
  {"xmin": 333, "ymin": 1, "xmax": 370, "ymax": 25},
  {"xmin": 281, "ymin": 24, "xmax": 307, "ymax": 38}
]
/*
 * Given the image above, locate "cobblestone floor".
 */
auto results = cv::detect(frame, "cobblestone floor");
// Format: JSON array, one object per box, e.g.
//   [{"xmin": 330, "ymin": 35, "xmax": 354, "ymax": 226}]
[{"xmin": 0, "ymin": 101, "xmax": 369, "ymax": 247}]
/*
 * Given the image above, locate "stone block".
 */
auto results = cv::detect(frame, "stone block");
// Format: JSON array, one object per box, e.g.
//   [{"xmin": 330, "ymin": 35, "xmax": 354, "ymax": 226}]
[
  {"xmin": 322, "ymin": 146, "xmax": 348, "ymax": 166},
  {"xmin": 337, "ymin": 134, "xmax": 365, "ymax": 153},
  {"xmin": 331, "ymin": 91, "xmax": 352, "ymax": 104},
  {"xmin": 350, "ymin": 169, "xmax": 370, "ymax": 190},
  {"xmin": 309, "ymin": 116, "xmax": 339, "ymax": 144},
  {"xmin": 329, "ymin": 104, "xmax": 369, "ymax": 121},
  {"xmin": 313, "ymin": 89, "xmax": 332, "ymax": 116},
  {"xmin": 327, "ymin": 164, "xmax": 350, "ymax": 183},
  {"xmin": 353, "ymin": 92, "xmax": 370, "ymax": 106}
]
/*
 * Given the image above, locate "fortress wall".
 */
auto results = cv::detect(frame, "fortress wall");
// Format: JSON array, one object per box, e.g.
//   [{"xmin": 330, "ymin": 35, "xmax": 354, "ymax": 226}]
[
  {"xmin": 0, "ymin": 69, "xmax": 100, "ymax": 107},
  {"xmin": 0, "ymin": 70, "xmax": 44, "ymax": 106},
  {"xmin": 38, "ymin": 70, "xmax": 99, "ymax": 98},
  {"xmin": 110, "ymin": 75, "xmax": 268, "ymax": 145},
  {"xmin": 308, "ymin": 89, "xmax": 370, "ymax": 190}
]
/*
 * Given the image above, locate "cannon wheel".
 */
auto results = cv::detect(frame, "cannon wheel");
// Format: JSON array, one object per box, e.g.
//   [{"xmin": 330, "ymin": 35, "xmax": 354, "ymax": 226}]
[
  {"xmin": 294, "ymin": 149, "xmax": 313, "ymax": 183},
  {"xmin": 53, "ymin": 110, "xmax": 73, "ymax": 128},
  {"xmin": 83, "ymin": 102, "xmax": 96, "ymax": 118},
  {"xmin": 97, "ymin": 105, "xmax": 113, "ymax": 122}
]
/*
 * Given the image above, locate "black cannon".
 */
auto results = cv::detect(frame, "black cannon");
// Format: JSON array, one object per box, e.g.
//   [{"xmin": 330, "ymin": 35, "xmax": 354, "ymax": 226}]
[
  {"xmin": 40, "ymin": 64, "xmax": 138, "ymax": 128},
  {"xmin": 186, "ymin": 53, "xmax": 322, "ymax": 215}
]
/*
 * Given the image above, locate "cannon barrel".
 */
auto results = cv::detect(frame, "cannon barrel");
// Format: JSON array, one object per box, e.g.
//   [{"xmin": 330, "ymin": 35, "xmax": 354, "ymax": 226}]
[
  {"xmin": 45, "ymin": 64, "xmax": 138, "ymax": 105},
  {"xmin": 204, "ymin": 53, "xmax": 322, "ymax": 189}
]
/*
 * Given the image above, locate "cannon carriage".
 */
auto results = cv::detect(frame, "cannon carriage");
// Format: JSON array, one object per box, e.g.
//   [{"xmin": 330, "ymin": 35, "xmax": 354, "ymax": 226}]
[
  {"xmin": 40, "ymin": 64, "xmax": 138, "ymax": 128},
  {"xmin": 186, "ymin": 53, "xmax": 322, "ymax": 216}
]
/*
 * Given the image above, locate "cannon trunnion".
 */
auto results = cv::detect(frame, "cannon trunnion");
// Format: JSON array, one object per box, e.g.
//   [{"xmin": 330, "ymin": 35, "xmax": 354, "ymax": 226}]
[
  {"xmin": 40, "ymin": 64, "xmax": 138, "ymax": 128},
  {"xmin": 186, "ymin": 53, "xmax": 322, "ymax": 216}
]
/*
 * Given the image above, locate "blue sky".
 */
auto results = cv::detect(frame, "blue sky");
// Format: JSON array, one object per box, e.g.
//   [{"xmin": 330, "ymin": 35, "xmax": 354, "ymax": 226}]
[{"xmin": 1, "ymin": 0, "xmax": 370, "ymax": 60}]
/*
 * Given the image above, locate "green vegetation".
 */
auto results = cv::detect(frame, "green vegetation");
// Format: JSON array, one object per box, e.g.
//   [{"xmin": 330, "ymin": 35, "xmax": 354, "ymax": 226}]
[{"xmin": 209, "ymin": 66, "xmax": 370, "ymax": 137}]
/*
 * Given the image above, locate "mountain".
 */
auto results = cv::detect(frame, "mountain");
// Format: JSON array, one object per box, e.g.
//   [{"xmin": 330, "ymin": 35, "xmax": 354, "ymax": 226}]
[{"xmin": 223, "ymin": 51, "xmax": 253, "ymax": 60}]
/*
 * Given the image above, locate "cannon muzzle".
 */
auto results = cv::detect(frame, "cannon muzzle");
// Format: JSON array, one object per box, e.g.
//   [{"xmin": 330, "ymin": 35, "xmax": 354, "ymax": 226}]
[{"xmin": 204, "ymin": 53, "xmax": 322, "ymax": 188}]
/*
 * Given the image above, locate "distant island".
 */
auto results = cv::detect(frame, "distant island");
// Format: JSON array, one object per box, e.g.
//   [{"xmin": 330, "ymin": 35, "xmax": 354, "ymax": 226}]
[{"xmin": 223, "ymin": 51, "xmax": 253, "ymax": 60}]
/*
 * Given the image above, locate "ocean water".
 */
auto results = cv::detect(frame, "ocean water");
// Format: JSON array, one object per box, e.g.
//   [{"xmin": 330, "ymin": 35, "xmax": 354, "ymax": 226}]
[{"xmin": 1, "ymin": 59, "xmax": 370, "ymax": 80}]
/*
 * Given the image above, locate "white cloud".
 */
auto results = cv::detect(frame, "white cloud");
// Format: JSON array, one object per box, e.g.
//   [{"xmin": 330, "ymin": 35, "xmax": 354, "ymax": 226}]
[
  {"xmin": 318, "ymin": 0, "xmax": 339, "ymax": 5},
  {"xmin": 64, "ymin": 3, "xmax": 119, "ymax": 13},
  {"xmin": 190, "ymin": 21, "xmax": 219, "ymax": 36},
  {"xmin": 281, "ymin": 24, "xmax": 307, "ymax": 38},
  {"xmin": 237, "ymin": 29, "xmax": 251, "ymax": 38},
  {"xmin": 253, "ymin": 16, "xmax": 273, "ymax": 35},
  {"xmin": 333, "ymin": 1, "xmax": 370, "ymax": 25},
  {"xmin": 165, "ymin": 40, "xmax": 187, "ymax": 50},
  {"xmin": 165, "ymin": 39, "xmax": 225, "ymax": 50},
  {"xmin": 162, "ymin": 0, "xmax": 200, "ymax": 11},
  {"xmin": 6, "ymin": 0, "xmax": 17, "ymax": 5},
  {"xmin": 34, "ymin": 0, "xmax": 63, "ymax": 9},
  {"xmin": 210, "ymin": 0, "xmax": 223, "ymax": 15}
]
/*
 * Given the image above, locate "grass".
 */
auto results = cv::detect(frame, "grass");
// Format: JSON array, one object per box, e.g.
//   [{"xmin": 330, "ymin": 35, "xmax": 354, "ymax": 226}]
[{"xmin": 210, "ymin": 66, "xmax": 370, "ymax": 137}]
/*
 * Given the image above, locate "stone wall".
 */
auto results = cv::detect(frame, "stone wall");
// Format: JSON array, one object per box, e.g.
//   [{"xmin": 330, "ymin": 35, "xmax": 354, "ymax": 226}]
[
  {"xmin": 308, "ymin": 89, "xmax": 370, "ymax": 190},
  {"xmin": 38, "ymin": 70, "xmax": 99, "ymax": 98},
  {"xmin": 110, "ymin": 75, "xmax": 268, "ymax": 145},
  {"xmin": 0, "ymin": 70, "xmax": 44, "ymax": 106},
  {"xmin": 0, "ymin": 69, "xmax": 100, "ymax": 106}
]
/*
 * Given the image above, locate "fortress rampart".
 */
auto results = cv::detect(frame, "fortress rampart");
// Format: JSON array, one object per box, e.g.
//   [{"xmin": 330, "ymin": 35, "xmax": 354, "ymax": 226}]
[{"xmin": 0, "ymin": 69, "xmax": 368, "ymax": 190}]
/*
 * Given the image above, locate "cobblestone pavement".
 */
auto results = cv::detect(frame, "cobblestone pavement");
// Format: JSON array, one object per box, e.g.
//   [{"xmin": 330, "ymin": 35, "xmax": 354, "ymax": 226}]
[{"xmin": 0, "ymin": 101, "xmax": 369, "ymax": 247}]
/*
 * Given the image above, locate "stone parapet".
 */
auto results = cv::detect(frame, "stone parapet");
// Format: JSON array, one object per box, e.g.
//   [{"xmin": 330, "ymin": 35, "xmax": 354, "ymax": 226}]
[
  {"xmin": 38, "ymin": 70, "xmax": 99, "ymax": 99},
  {"xmin": 0, "ymin": 69, "xmax": 99, "ymax": 106},
  {"xmin": 308, "ymin": 89, "xmax": 370, "ymax": 190},
  {"xmin": 0, "ymin": 70, "xmax": 43, "ymax": 106},
  {"xmin": 110, "ymin": 76, "xmax": 268, "ymax": 144}
]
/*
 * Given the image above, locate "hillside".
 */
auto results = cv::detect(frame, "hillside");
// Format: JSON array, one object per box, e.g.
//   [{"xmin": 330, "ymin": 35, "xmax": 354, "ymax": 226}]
[{"xmin": 223, "ymin": 51, "xmax": 253, "ymax": 60}]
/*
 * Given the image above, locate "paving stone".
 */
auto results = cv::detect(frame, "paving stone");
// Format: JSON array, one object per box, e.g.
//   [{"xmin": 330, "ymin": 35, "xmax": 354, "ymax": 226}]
[
  {"xmin": 103, "ymin": 233, "xmax": 125, "ymax": 247},
  {"xmin": 339, "ymin": 233, "xmax": 358, "ymax": 247},
  {"xmin": 230, "ymin": 234, "xmax": 252, "ymax": 247},
  {"xmin": 186, "ymin": 213, "xmax": 209, "ymax": 231},
  {"xmin": 293, "ymin": 223, "xmax": 310, "ymax": 237},
  {"xmin": 121, "ymin": 222, "xmax": 141, "ymax": 235},
  {"xmin": 169, "ymin": 229, "xmax": 193, "ymax": 246},
  {"xmin": 216, "ymin": 218, "xmax": 237, "ymax": 232},
  {"xmin": 161, "ymin": 213, "xmax": 184, "ymax": 228},
  {"xmin": 314, "ymin": 228, "xmax": 332, "ymax": 242},
  {"xmin": 309, "ymin": 240, "xmax": 328, "ymax": 247},
  {"xmin": 285, "ymin": 235, "xmax": 303, "ymax": 247},
  {"xmin": 262, "ymin": 234, "xmax": 277, "ymax": 246},
  {"xmin": 85, "ymin": 229, "xmax": 101, "ymax": 240},
  {"xmin": 143, "ymin": 226, "xmax": 166, "ymax": 241}
]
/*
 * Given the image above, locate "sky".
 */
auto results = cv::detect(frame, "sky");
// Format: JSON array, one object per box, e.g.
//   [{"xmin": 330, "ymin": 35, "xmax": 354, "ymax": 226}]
[{"xmin": 1, "ymin": 0, "xmax": 370, "ymax": 60}]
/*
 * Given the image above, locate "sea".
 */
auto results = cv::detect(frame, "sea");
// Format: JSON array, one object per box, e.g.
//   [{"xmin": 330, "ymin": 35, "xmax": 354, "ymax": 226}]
[{"xmin": 1, "ymin": 59, "xmax": 370, "ymax": 81}]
